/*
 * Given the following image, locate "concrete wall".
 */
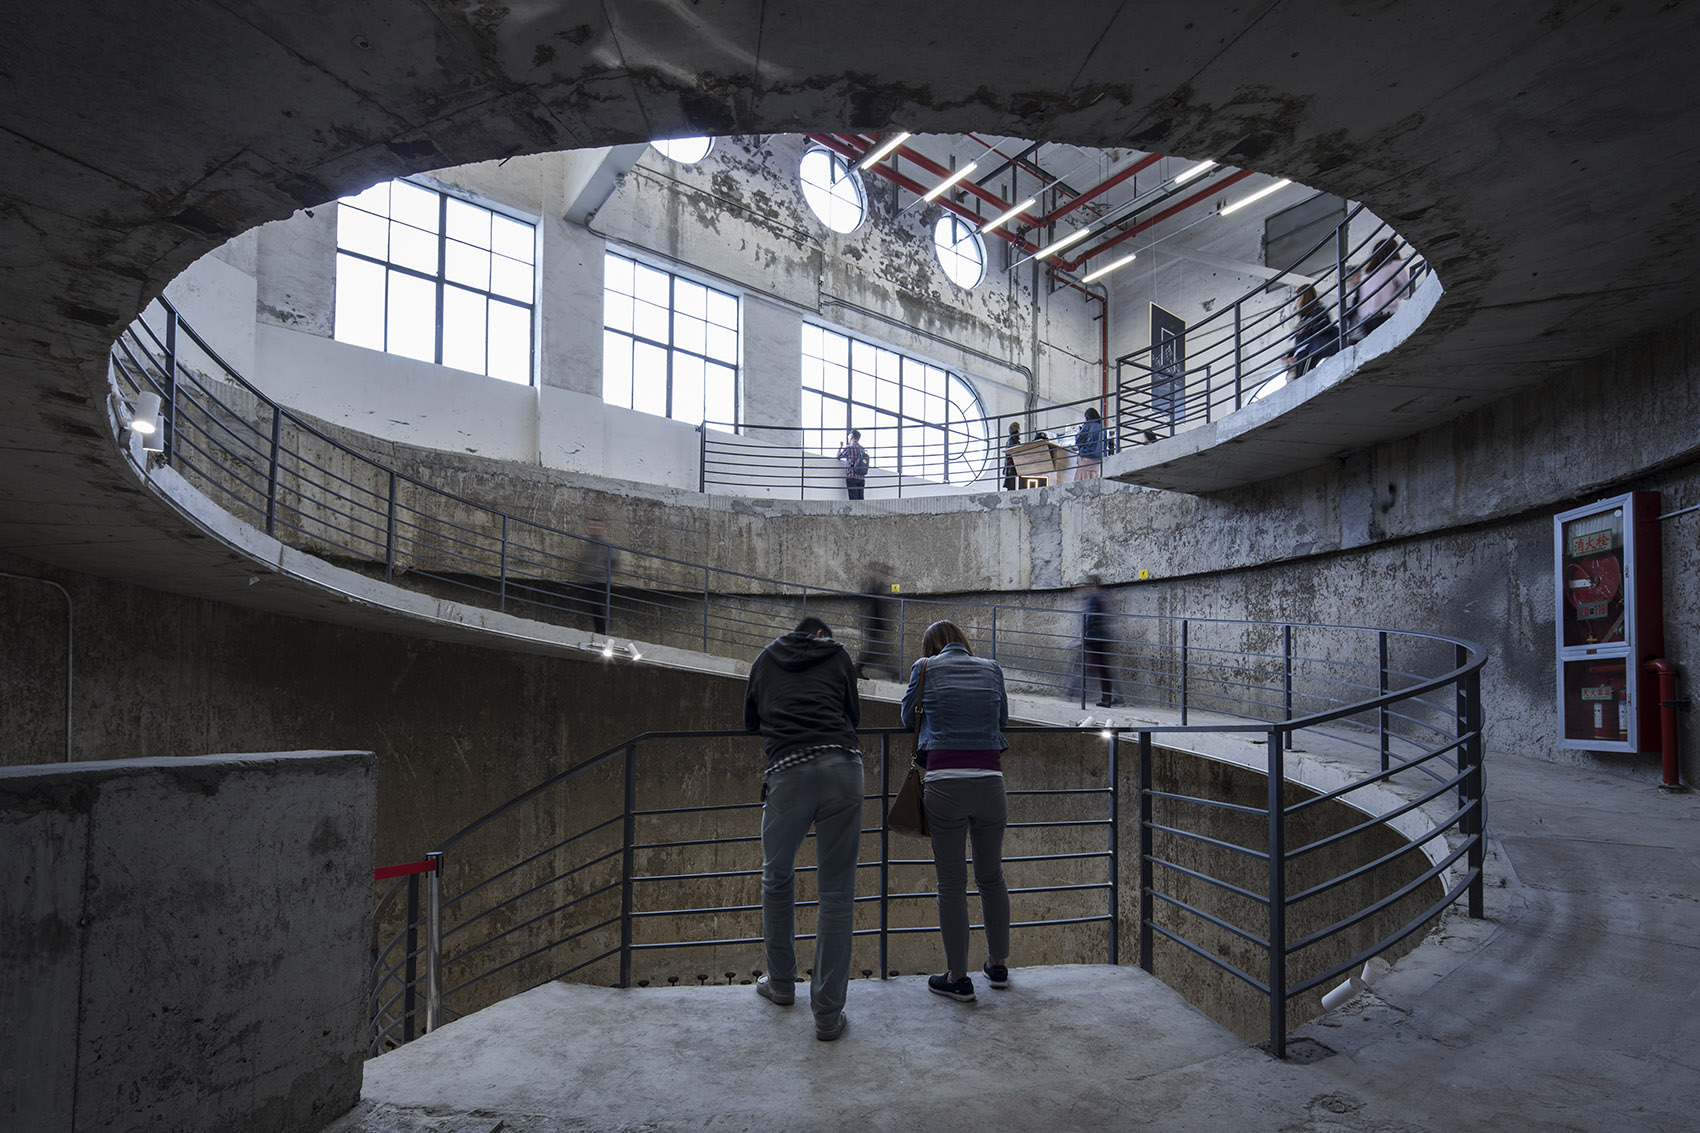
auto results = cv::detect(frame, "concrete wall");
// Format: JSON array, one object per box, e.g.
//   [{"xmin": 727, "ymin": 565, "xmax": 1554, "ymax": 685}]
[{"xmin": 0, "ymin": 750, "xmax": 374, "ymax": 1133}]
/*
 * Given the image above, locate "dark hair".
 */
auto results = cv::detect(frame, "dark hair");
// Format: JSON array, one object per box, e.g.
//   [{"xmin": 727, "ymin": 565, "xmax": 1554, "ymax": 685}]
[
  {"xmin": 921, "ymin": 619, "xmax": 973, "ymax": 657},
  {"xmin": 849, "ymin": 429, "xmax": 861, "ymax": 440},
  {"xmin": 1008, "ymin": 421, "xmax": 1021, "ymax": 436},
  {"xmin": 1084, "ymin": 406, "xmax": 1101, "ymax": 421},
  {"xmin": 1367, "ymin": 236, "xmax": 1400, "ymax": 271},
  {"xmin": 795, "ymin": 616, "xmax": 832, "ymax": 638}
]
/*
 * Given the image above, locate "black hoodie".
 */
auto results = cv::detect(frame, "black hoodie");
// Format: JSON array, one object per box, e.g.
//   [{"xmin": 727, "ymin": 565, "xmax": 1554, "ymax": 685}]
[{"xmin": 743, "ymin": 630, "xmax": 862, "ymax": 764}]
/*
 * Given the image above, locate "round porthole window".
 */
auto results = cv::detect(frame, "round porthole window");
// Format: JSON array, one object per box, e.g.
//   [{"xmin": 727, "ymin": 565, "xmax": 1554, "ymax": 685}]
[
  {"xmin": 934, "ymin": 214, "xmax": 986, "ymax": 288},
  {"xmin": 799, "ymin": 149, "xmax": 866, "ymax": 234},
  {"xmin": 651, "ymin": 137, "xmax": 713, "ymax": 164}
]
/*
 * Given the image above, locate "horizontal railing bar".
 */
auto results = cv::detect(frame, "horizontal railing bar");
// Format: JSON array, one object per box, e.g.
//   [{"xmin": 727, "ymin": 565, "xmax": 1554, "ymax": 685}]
[
  {"xmin": 1144, "ymin": 854, "xmax": 1270, "ymax": 905},
  {"xmin": 1285, "ymin": 870, "xmax": 1478, "ymax": 998},
  {"xmin": 1143, "ymin": 922, "xmax": 1270, "ymax": 994},
  {"xmin": 1147, "ymin": 889, "xmax": 1271, "ymax": 949}
]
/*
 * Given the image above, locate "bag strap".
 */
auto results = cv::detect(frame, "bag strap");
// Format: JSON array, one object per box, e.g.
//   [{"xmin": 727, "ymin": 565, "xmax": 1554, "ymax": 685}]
[{"xmin": 912, "ymin": 659, "xmax": 927, "ymax": 733}]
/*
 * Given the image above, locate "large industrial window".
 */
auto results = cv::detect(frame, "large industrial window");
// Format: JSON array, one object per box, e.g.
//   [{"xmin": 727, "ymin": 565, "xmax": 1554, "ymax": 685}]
[
  {"xmin": 798, "ymin": 149, "xmax": 866, "ymax": 234},
  {"xmin": 801, "ymin": 326, "xmax": 990, "ymax": 484},
  {"xmin": 603, "ymin": 252, "xmax": 739, "ymax": 426},
  {"xmin": 334, "ymin": 179, "xmax": 536, "ymax": 384},
  {"xmin": 934, "ymin": 215, "xmax": 986, "ymax": 288}
]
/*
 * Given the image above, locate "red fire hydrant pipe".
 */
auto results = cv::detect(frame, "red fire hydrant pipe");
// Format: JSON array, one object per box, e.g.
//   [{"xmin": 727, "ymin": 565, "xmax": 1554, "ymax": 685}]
[{"xmin": 1643, "ymin": 659, "xmax": 1683, "ymax": 789}]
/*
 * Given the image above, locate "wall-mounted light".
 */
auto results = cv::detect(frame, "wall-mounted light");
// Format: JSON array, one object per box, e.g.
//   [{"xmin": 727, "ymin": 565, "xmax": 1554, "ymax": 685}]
[
  {"xmin": 1080, "ymin": 252, "xmax": 1137, "ymax": 284},
  {"xmin": 922, "ymin": 161, "xmax": 978, "ymax": 202},
  {"xmin": 1032, "ymin": 226, "xmax": 1092, "ymax": 259},
  {"xmin": 858, "ymin": 131, "xmax": 911, "ymax": 169},
  {"xmin": 1220, "ymin": 178, "xmax": 1291, "ymax": 216},
  {"xmin": 1173, "ymin": 158, "xmax": 1218, "ymax": 185},
  {"xmin": 981, "ymin": 197, "xmax": 1037, "ymax": 232},
  {"xmin": 120, "ymin": 390, "xmax": 166, "ymax": 452}
]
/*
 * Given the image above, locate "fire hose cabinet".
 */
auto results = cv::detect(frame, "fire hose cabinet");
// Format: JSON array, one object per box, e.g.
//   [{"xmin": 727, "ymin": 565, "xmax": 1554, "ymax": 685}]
[{"xmin": 1554, "ymin": 491, "xmax": 1663, "ymax": 752}]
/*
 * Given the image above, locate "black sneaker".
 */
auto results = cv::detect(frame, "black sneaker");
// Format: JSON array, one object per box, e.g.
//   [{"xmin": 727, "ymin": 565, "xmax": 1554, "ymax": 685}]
[
  {"xmin": 928, "ymin": 973, "xmax": 976, "ymax": 1002},
  {"xmin": 982, "ymin": 960, "xmax": 1010, "ymax": 989},
  {"xmin": 815, "ymin": 1012, "xmax": 849, "ymax": 1041}
]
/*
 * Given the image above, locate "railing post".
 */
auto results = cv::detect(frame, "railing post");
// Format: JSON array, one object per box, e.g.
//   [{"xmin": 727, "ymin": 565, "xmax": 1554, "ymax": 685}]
[
  {"xmin": 879, "ymin": 732, "xmax": 891, "ymax": 979},
  {"xmin": 264, "ymin": 405, "xmax": 282, "ymax": 536},
  {"xmin": 402, "ymin": 872, "xmax": 419, "ymax": 1043},
  {"xmin": 619, "ymin": 742, "xmax": 638, "ymax": 988},
  {"xmin": 1267, "ymin": 729, "xmax": 1288, "ymax": 1059},
  {"xmin": 424, "ymin": 850, "xmax": 443, "ymax": 1033},
  {"xmin": 1137, "ymin": 731, "xmax": 1154, "ymax": 972},
  {"xmin": 161, "ymin": 304, "xmax": 178, "ymax": 464},
  {"xmin": 989, "ymin": 606, "xmax": 998, "ymax": 661},
  {"xmin": 1282, "ymin": 624, "xmax": 1294, "ymax": 750},
  {"xmin": 1335, "ymin": 219, "xmax": 1350, "ymax": 353},
  {"xmin": 1458, "ymin": 646, "xmax": 1486, "ymax": 918},
  {"xmin": 1180, "ymin": 619, "xmax": 1190, "ymax": 725},
  {"xmin": 1232, "ymin": 302, "xmax": 1244, "ymax": 411},
  {"xmin": 601, "ymin": 540, "xmax": 614, "ymax": 637},
  {"xmin": 384, "ymin": 470, "xmax": 398, "ymax": 583},
  {"xmin": 697, "ymin": 423, "xmax": 707, "ymax": 493},
  {"xmin": 1379, "ymin": 631, "xmax": 1391, "ymax": 771},
  {"xmin": 896, "ymin": 599, "xmax": 906, "ymax": 664},
  {"xmin": 497, "ymin": 515, "xmax": 509, "ymax": 614},
  {"xmin": 1106, "ymin": 728, "xmax": 1120, "ymax": 966}
]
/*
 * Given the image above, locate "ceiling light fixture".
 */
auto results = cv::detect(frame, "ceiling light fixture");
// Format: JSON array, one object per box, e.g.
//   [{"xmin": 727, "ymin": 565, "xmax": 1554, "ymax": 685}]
[
  {"xmin": 1032, "ymin": 226, "xmax": 1092, "ymax": 259},
  {"xmin": 921, "ymin": 161, "xmax": 979, "ymax": 202},
  {"xmin": 1080, "ymin": 252, "xmax": 1137, "ymax": 284},
  {"xmin": 858, "ymin": 131, "xmax": 911, "ymax": 169},
  {"xmin": 980, "ymin": 197, "xmax": 1037, "ymax": 232},
  {"xmin": 1220, "ymin": 178, "xmax": 1292, "ymax": 216},
  {"xmin": 1173, "ymin": 159, "xmax": 1218, "ymax": 184}
]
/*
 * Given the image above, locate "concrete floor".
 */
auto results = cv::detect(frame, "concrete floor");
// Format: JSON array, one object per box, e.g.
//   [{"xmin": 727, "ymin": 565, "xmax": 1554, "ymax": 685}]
[{"xmin": 329, "ymin": 751, "xmax": 1700, "ymax": 1132}]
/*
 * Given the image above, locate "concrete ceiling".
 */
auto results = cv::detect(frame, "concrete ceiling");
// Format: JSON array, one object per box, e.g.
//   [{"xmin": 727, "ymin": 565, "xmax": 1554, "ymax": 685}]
[{"xmin": 4, "ymin": 1, "xmax": 1700, "ymax": 593}]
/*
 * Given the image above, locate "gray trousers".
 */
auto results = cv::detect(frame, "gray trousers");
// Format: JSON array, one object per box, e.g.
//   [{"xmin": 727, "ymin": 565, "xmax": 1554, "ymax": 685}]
[
  {"xmin": 924, "ymin": 776, "xmax": 1011, "ymax": 976},
  {"xmin": 761, "ymin": 751, "xmax": 864, "ymax": 1025}
]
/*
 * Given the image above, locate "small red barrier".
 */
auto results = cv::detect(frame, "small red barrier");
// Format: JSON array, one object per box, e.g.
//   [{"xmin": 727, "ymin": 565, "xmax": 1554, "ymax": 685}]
[{"xmin": 373, "ymin": 858, "xmax": 440, "ymax": 881}]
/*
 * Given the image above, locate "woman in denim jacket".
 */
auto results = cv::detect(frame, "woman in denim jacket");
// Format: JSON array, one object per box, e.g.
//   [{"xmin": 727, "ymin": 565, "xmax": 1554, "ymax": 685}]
[{"xmin": 900, "ymin": 620, "xmax": 1012, "ymax": 1002}]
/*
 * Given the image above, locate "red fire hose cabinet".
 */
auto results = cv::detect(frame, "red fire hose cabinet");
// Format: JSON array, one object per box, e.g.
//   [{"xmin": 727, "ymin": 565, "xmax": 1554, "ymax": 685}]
[{"xmin": 1554, "ymin": 491, "xmax": 1664, "ymax": 752}]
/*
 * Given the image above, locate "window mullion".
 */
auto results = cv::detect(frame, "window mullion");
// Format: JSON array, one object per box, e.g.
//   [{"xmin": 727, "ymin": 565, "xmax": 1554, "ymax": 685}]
[{"xmin": 433, "ymin": 193, "xmax": 447, "ymax": 367}]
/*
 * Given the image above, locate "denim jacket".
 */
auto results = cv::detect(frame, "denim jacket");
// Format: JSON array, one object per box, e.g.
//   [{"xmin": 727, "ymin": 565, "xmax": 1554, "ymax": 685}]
[{"xmin": 900, "ymin": 642, "xmax": 1009, "ymax": 752}]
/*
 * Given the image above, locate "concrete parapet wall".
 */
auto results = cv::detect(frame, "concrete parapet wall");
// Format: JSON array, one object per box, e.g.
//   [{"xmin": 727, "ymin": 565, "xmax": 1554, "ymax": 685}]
[{"xmin": 0, "ymin": 751, "xmax": 375, "ymax": 1133}]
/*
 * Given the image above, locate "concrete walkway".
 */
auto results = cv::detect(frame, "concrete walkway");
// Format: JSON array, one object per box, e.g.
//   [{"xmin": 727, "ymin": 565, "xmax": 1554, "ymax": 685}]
[{"xmin": 329, "ymin": 751, "xmax": 1700, "ymax": 1132}]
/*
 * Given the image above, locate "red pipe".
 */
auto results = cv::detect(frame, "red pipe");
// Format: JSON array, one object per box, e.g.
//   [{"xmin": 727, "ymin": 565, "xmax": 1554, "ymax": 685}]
[
  {"xmin": 1643, "ymin": 659, "xmax": 1684, "ymax": 789},
  {"xmin": 1059, "ymin": 168, "xmax": 1257, "ymax": 272},
  {"xmin": 1038, "ymin": 152, "xmax": 1166, "ymax": 227}
]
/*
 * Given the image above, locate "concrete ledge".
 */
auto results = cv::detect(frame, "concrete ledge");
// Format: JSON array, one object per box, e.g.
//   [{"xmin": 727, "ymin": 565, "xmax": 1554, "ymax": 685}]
[{"xmin": 0, "ymin": 750, "xmax": 376, "ymax": 1133}]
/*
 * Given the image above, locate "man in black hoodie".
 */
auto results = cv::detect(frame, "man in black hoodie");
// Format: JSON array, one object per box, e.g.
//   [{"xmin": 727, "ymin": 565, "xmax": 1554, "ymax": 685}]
[{"xmin": 743, "ymin": 616, "xmax": 862, "ymax": 1042}]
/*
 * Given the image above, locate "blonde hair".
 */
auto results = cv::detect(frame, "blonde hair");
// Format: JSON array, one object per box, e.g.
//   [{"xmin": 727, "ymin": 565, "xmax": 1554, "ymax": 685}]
[{"xmin": 921, "ymin": 619, "xmax": 974, "ymax": 657}]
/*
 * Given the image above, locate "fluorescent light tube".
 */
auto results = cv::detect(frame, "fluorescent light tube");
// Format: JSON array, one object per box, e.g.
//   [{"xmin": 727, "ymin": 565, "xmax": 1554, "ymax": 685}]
[
  {"xmin": 858, "ymin": 132, "xmax": 911, "ymax": 169},
  {"xmin": 1220, "ymin": 178, "xmax": 1291, "ymax": 215},
  {"xmin": 981, "ymin": 197, "xmax": 1037, "ymax": 232},
  {"xmin": 1080, "ymin": 252, "xmax": 1137, "ymax": 283},
  {"xmin": 1173, "ymin": 158, "xmax": 1217, "ymax": 184},
  {"xmin": 922, "ymin": 161, "xmax": 979, "ymax": 202},
  {"xmin": 1032, "ymin": 226, "xmax": 1092, "ymax": 259}
]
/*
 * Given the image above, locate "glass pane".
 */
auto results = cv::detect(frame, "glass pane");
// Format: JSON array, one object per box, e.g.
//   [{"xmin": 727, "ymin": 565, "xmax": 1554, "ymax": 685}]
[
  {"xmin": 490, "ymin": 254, "xmax": 533, "ymax": 302},
  {"xmin": 391, "ymin": 181, "xmax": 440, "ymax": 232},
  {"xmin": 634, "ymin": 299, "xmax": 668, "ymax": 344},
  {"xmin": 673, "ymin": 354, "xmax": 705, "ymax": 425},
  {"xmin": 390, "ymin": 221, "xmax": 438, "ymax": 274},
  {"xmin": 631, "ymin": 341, "xmax": 668, "ymax": 418},
  {"xmin": 602, "ymin": 330, "xmax": 633, "ymax": 408},
  {"xmin": 333, "ymin": 253, "xmax": 386, "ymax": 350},
  {"xmin": 799, "ymin": 150, "xmax": 864, "ymax": 233},
  {"xmin": 801, "ymin": 323, "xmax": 821, "ymax": 361},
  {"xmin": 340, "ymin": 181, "xmax": 390, "ymax": 215},
  {"xmin": 441, "ymin": 286, "xmax": 487, "ymax": 374},
  {"xmin": 445, "ymin": 240, "xmax": 490, "ymax": 289},
  {"xmin": 674, "ymin": 311, "xmax": 707, "ymax": 356},
  {"xmin": 823, "ymin": 329, "xmax": 848, "ymax": 366},
  {"xmin": 492, "ymin": 213, "xmax": 534, "ymax": 262},
  {"xmin": 801, "ymin": 389, "xmax": 823, "ymax": 433},
  {"xmin": 876, "ymin": 349, "xmax": 899, "ymax": 381},
  {"xmin": 604, "ymin": 291, "xmax": 634, "ymax": 335},
  {"xmin": 675, "ymin": 279, "xmax": 706, "ymax": 318},
  {"xmin": 821, "ymin": 396, "xmax": 850, "ymax": 435},
  {"xmin": 336, "ymin": 204, "xmax": 388, "ymax": 258},
  {"xmin": 871, "ymin": 411, "xmax": 899, "ymax": 469},
  {"xmin": 445, "ymin": 196, "xmax": 491, "ymax": 248},
  {"xmin": 605, "ymin": 252, "xmax": 635, "ymax": 296},
  {"xmin": 851, "ymin": 339, "xmax": 876, "ymax": 379},
  {"xmin": 652, "ymin": 136, "xmax": 713, "ymax": 163},
  {"xmin": 924, "ymin": 365, "xmax": 947, "ymax": 400},
  {"xmin": 875, "ymin": 376, "xmax": 901, "ymax": 412},
  {"xmin": 633, "ymin": 262, "xmax": 670, "ymax": 306},
  {"xmin": 705, "ymin": 362, "xmax": 736, "ymax": 426},
  {"xmin": 822, "ymin": 362, "xmax": 848, "ymax": 399},
  {"xmin": 706, "ymin": 324, "xmax": 737, "ymax": 362},
  {"xmin": 386, "ymin": 269, "xmax": 436, "ymax": 363},
  {"xmin": 487, "ymin": 300, "xmax": 531, "ymax": 384},
  {"xmin": 707, "ymin": 290, "xmax": 738, "ymax": 329}
]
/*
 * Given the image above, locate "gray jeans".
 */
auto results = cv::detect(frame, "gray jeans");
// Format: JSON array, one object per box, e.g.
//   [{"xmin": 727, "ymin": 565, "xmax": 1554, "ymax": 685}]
[
  {"xmin": 924, "ymin": 776, "xmax": 1010, "ymax": 976},
  {"xmin": 761, "ymin": 751, "xmax": 864, "ymax": 1025}
]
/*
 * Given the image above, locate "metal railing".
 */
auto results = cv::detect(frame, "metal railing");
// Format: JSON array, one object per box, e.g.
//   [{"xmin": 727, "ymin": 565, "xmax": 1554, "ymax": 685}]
[
  {"xmin": 1116, "ymin": 204, "xmax": 1430, "ymax": 442},
  {"xmin": 108, "ymin": 301, "xmax": 1483, "ymax": 1057}
]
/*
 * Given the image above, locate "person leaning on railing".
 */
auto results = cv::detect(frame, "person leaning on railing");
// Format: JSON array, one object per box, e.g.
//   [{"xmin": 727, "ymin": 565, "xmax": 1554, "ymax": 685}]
[
  {"xmin": 901, "ymin": 619, "xmax": 1013, "ymax": 1003},
  {"xmin": 1072, "ymin": 407, "xmax": 1107, "ymax": 481}
]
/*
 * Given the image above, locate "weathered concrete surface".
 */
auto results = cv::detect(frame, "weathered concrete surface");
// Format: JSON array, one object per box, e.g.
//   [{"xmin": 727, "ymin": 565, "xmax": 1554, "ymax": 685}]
[
  {"xmin": 328, "ymin": 750, "xmax": 1700, "ymax": 1132},
  {"xmin": 0, "ymin": 751, "xmax": 375, "ymax": 1133}
]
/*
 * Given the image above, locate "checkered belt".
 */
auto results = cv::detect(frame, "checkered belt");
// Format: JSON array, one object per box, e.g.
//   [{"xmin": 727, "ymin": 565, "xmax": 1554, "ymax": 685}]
[{"xmin": 764, "ymin": 743, "xmax": 860, "ymax": 777}]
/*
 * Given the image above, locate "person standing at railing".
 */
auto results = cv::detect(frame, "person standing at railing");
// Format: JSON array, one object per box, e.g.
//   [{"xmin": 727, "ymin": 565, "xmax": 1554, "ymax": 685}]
[
  {"xmin": 1072, "ymin": 406, "xmax": 1107, "ymax": 481},
  {"xmin": 1003, "ymin": 421, "xmax": 1021, "ymax": 490},
  {"xmin": 1348, "ymin": 237, "xmax": 1409, "ymax": 341},
  {"xmin": 1279, "ymin": 284, "xmax": 1341, "ymax": 376},
  {"xmin": 743, "ymin": 615, "xmax": 862, "ymax": 1042},
  {"xmin": 1081, "ymin": 577, "xmax": 1117, "ymax": 708},
  {"xmin": 836, "ymin": 429, "xmax": 869, "ymax": 500},
  {"xmin": 902, "ymin": 619, "xmax": 1013, "ymax": 1003},
  {"xmin": 855, "ymin": 561, "xmax": 900, "ymax": 680},
  {"xmin": 575, "ymin": 517, "xmax": 612, "ymax": 635}
]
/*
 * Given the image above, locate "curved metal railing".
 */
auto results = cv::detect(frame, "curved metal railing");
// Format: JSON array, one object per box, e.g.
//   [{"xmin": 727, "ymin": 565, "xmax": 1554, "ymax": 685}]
[
  {"xmin": 108, "ymin": 302, "xmax": 1482, "ymax": 1058},
  {"xmin": 1116, "ymin": 204, "xmax": 1430, "ymax": 442}
]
